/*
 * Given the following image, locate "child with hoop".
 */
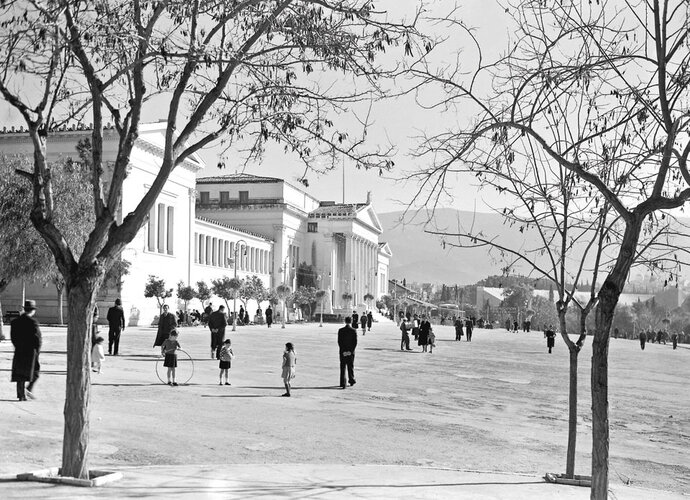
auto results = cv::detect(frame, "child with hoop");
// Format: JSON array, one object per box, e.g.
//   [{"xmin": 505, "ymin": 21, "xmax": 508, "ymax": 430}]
[
  {"xmin": 161, "ymin": 330, "xmax": 181, "ymax": 386},
  {"xmin": 218, "ymin": 339, "xmax": 234, "ymax": 385}
]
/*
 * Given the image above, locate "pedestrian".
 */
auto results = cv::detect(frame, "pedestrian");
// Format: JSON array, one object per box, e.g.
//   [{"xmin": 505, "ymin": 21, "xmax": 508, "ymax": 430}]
[
  {"xmin": 338, "ymin": 317, "xmax": 357, "ymax": 389},
  {"xmin": 412, "ymin": 314, "xmax": 420, "ymax": 341},
  {"xmin": 239, "ymin": 305, "xmax": 245, "ymax": 325},
  {"xmin": 91, "ymin": 336, "xmax": 105, "ymax": 373},
  {"xmin": 639, "ymin": 330, "xmax": 647, "ymax": 350},
  {"xmin": 218, "ymin": 339, "xmax": 234, "ymax": 385},
  {"xmin": 244, "ymin": 310, "xmax": 250, "ymax": 326},
  {"xmin": 465, "ymin": 317, "xmax": 473, "ymax": 342},
  {"xmin": 351, "ymin": 310, "xmax": 359, "ymax": 330},
  {"xmin": 513, "ymin": 320, "xmax": 519, "ymax": 333},
  {"xmin": 545, "ymin": 325, "xmax": 556, "ymax": 354},
  {"xmin": 454, "ymin": 317, "xmax": 464, "ymax": 341},
  {"xmin": 153, "ymin": 304, "xmax": 177, "ymax": 347},
  {"xmin": 106, "ymin": 298, "xmax": 125, "ymax": 355},
  {"xmin": 91, "ymin": 307, "xmax": 101, "ymax": 347},
  {"xmin": 505, "ymin": 318, "xmax": 511, "ymax": 331},
  {"xmin": 208, "ymin": 305, "xmax": 228, "ymax": 359},
  {"xmin": 367, "ymin": 310, "xmax": 373, "ymax": 332},
  {"xmin": 11, "ymin": 300, "xmax": 42, "ymax": 401},
  {"xmin": 266, "ymin": 305, "xmax": 273, "ymax": 328},
  {"xmin": 428, "ymin": 326, "xmax": 436, "ymax": 354},
  {"xmin": 400, "ymin": 317, "xmax": 412, "ymax": 351},
  {"xmin": 419, "ymin": 315, "xmax": 431, "ymax": 353},
  {"xmin": 281, "ymin": 342, "xmax": 296, "ymax": 397},
  {"xmin": 161, "ymin": 330, "xmax": 181, "ymax": 386},
  {"xmin": 671, "ymin": 331, "xmax": 678, "ymax": 350},
  {"xmin": 360, "ymin": 312, "xmax": 367, "ymax": 336}
]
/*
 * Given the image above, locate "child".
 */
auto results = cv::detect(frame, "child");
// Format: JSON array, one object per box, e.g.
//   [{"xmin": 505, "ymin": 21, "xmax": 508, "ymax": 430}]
[
  {"xmin": 218, "ymin": 339, "xmax": 234, "ymax": 385},
  {"xmin": 428, "ymin": 327, "xmax": 436, "ymax": 354},
  {"xmin": 91, "ymin": 336, "xmax": 105, "ymax": 373},
  {"xmin": 161, "ymin": 330, "xmax": 181, "ymax": 386},
  {"xmin": 281, "ymin": 342, "xmax": 296, "ymax": 397}
]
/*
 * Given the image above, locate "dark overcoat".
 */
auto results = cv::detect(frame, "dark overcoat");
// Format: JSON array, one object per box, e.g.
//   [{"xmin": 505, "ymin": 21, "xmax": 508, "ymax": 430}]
[
  {"xmin": 11, "ymin": 314, "xmax": 42, "ymax": 382},
  {"xmin": 154, "ymin": 312, "xmax": 177, "ymax": 347}
]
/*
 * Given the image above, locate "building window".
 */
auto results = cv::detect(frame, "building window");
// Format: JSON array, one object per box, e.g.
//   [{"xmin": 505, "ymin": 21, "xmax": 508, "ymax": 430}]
[
  {"xmin": 220, "ymin": 191, "xmax": 230, "ymax": 204},
  {"xmin": 239, "ymin": 190, "xmax": 249, "ymax": 203},
  {"xmin": 157, "ymin": 203, "xmax": 166, "ymax": 253},
  {"xmin": 308, "ymin": 222, "xmax": 318, "ymax": 233},
  {"xmin": 166, "ymin": 207, "xmax": 174, "ymax": 255},
  {"xmin": 200, "ymin": 191, "xmax": 210, "ymax": 204},
  {"xmin": 147, "ymin": 205, "xmax": 156, "ymax": 251}
]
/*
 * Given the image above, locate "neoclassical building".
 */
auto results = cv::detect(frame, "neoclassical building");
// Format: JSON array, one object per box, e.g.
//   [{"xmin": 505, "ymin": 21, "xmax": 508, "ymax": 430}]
[
  {"xmin": 196, "ymin": 173, "xmax": 391, "ymax": 311},
  {"xmin": 0, "ymin": 123, "xmax": 391, "ymax": 324}
]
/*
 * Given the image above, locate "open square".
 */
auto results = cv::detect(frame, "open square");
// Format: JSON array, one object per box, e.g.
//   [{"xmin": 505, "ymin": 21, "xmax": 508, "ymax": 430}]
[{"xmin": 1, "ymin": 320, "xmax": 687, "ymax": 498}]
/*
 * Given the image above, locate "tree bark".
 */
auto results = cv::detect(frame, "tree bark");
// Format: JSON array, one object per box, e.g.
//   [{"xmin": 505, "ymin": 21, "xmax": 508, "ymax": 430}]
[
  {"xmin": 61, "ymin": 281, "xmax": 96, "ymax": 479},
  {"xmin": 566, "ymin": 347, "xmax": 579, "ymax": 478}
]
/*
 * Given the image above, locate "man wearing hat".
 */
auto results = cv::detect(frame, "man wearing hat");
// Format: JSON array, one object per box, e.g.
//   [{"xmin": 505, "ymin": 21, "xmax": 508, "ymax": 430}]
[
  {"xmin": 10, "ymin": 300, "xmax": 42, "ymax": 401},
  {"xmin": 106, "ymin": 298, "xmax": 125, "ymax": 355}
]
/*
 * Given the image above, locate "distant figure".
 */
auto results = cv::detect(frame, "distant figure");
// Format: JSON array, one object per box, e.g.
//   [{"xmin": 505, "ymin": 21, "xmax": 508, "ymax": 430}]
[
  {"xmin": 428, "ymin": 327, "xmax": 436, "ymax": 354},
  {"xmin": 412, "ymin": 314, "xmax": 420, "ymax": 341},
  {"xmin": 454, "ymin": 317, "xmax": 464, "ymax": 341},
  {"xmin": 544, "ymin": 325, "xmax": 556, "ymax": 354},
  {"xmin": 91, "ymin": 336, "xmax": 105, "ymax": 374},
  {"xmin": 218, "ymin": 339, "xmax": 234, "ymax": 385},
  {"xmin": 419, "ymin": 315, "xmax": 431, "ymax": 353},
  {"xmin": 505, "ymin": 319, "xmax": 511, "ymax": 331},
  {"xmin": 366, "ymin": 311, "xmax": 373, "ymax": 332},
  {"xmin": 338, "ymin": 317, "xmax": 357, "ymax": 389},
  {"xmin": 208, "ymin": 305, "xmax": 228, "ymax": 359},
  {"xmin": 244, "ymin": 310, "xmax": 250, "ymax": 326},
  {"xmin": 465, "ymin": 318, "xmax": 473, "ymax": 342},
  {"xmin": 11, "ymin": 300, "xmax": 42, "ymax": 401},
  {"xmin": 106, "ymin": 298, "xmax": 125, "ymax": 355},
  {"xmin": 351, "ymin": 310, "xmax": 359, "ymax": 331},
  {"xmin": 154, "ymin": 304, "xmax": 177, "ymax": 347},
  {"xmin": 656, "ymin": 330, "xmax": 666, "ymax": 345},
  {"xmin": 639, "ymin": 330, "xmax": 648, "ymax": 350},
  {"xmin": 161, "ymin": 330, "xmax": 181, "ymax": 386},
  {"xmin": 239, "ymin": 306, "xmax": 245, "ymax": 325},
  {"xmin": 671, "ymin": 332, "xmax": 678, "ymax": 350},
  {"xmin": 513, "ymin": 320, "xmax": 519, "ymax": 333},
  {"xmin": 360, "ymin": 313, "xmax": 367, "ymax": 336},
  {"xmin": 400, "ymin": 318, "xmax": 412, "ymax": 351},
  {"xmin": 281, "ymin": 342, "xmax": 296, "ymax": 397},
  {"xmin": 266, "ymin": 306, "xmax": 273, "ymax": 328}
]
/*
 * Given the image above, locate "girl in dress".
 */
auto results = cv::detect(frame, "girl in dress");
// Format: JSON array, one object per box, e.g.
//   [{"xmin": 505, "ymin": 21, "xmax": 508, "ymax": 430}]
[
  {"xmin": 161, "ymin": 330, "xmax": 181, "ymax": 386},
  {"xmin": 218, "ymin": 339, "xmax": 234, "ymax": 385},
  {"xmin": 281, "ymin": 342, "xmax": 296, "ymax": 397},
  {"xmin": 91, "ymin": 336, "xmax": 105, "ymax": 373}
]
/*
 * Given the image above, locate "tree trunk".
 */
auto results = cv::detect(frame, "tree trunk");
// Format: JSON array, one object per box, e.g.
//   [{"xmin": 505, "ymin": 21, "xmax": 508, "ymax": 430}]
[
  {"xmin": 0, "ymin": 299, "xmax": 4, "ymax": 341},
  {"xmin": 591, "ymin": 280, "xmax": 617, "ymax": 499},
  {"xmin": 61, "ymin": 281, "xmax": 97, "ymax": 479},
  {"xmin": 566, "ymin": 347, "xmax": 579, "ymax": 478}
]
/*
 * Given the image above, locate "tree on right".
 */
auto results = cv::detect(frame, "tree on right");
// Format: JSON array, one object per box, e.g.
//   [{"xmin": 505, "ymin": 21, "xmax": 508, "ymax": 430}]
[{"xmin": 409, "ymin": 2, "xmax": 690, "ymax": 498}]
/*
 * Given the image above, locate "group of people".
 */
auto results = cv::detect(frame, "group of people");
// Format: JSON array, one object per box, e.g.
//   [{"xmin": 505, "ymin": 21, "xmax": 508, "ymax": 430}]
[
  {"xmin": 398, "ymin": 313, "xmax": 436, "ymax": 352},
  {"xmin": 453, "ymin": 316, "xmax": 474, "ymax": 342},
  {"xmin": 639, "ymin": 329, "xmax": 679, "ymax": 350},
  {"xmin": 351, "ymin": 310, "xmax": 374, "ymax": 335}
]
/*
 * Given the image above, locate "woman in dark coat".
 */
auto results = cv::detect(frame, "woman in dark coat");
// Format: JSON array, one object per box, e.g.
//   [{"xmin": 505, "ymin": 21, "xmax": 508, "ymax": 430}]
[
  {"xmin": 418, "ymin": 316, "xmax": 431, "ymax": 352},
  {"xmin": 265, "ymin": 306, "xmax": 273, "ymax": 327}
]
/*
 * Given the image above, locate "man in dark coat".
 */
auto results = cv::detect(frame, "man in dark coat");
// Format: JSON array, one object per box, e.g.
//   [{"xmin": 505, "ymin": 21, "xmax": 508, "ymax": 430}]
[
  {"xmin": 351, "ymin": 310, "xmax": 359, "ymax": 330},
  {"xmin": 265, "ymin": 305, "xmax": 273, "ymax": 328},
  {"xmin": 366, "ymin": 311, "xmax": 373, "ymax": 332},
  {"xmin": 153, "ymin": 304, "xmax": 177, "ymax": 347},
  {"xmin": 465, "ymin": 317, "xmax": 473, "ymax": 341},
  {"xmin": 106, "ymin": 298, "xmax": 126, "ymax": 355},
  {"xmin": 338, "ymin": 317, "xmax": 358, "ymax": 389},
  {"xmin": 639, "ymin": 330, "xmax": 648, "ymax": 350},
  {"xmin": 11, "ymin": 300, "xmax": 42, "ymax": 401},
  {"xmin": 208, "ymin": 305, "xmax": 228, "ymax": 359}
]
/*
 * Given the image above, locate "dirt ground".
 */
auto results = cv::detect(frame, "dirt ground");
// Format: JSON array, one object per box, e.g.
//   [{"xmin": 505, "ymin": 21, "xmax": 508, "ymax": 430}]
[{"xmin": 1, "ymin": 320, "xmax": 688, "ymax": 495}]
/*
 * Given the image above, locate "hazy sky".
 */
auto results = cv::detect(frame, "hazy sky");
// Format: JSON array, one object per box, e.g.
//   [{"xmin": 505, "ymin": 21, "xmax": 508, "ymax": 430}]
[{"xmin": 0, "ymin": 0, "xmax": 510, "ymax": 215}]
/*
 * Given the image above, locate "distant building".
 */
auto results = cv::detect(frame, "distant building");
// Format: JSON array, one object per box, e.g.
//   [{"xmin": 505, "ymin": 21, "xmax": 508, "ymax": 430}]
[{"xmin": 0, "ymin": 130, "xmax": 391, "ymax": 324}]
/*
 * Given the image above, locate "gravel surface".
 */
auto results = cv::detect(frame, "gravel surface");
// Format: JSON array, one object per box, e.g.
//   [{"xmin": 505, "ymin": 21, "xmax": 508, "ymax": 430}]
[{"xmin": 1, "ymin": 320, "xmax": 688, "ymax": 495}]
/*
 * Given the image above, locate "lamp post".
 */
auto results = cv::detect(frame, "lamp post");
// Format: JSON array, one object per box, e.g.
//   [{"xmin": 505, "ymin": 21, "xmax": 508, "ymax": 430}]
[{"xmin": 232, "ymin": 239, "xmax": 247, "ymax": 332}]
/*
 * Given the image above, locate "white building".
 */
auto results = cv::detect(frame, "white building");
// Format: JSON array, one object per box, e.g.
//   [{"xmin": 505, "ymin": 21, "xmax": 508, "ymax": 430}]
[{"xmin": 0, "ymin": 125, "xmax": 391, "ymax": 324}]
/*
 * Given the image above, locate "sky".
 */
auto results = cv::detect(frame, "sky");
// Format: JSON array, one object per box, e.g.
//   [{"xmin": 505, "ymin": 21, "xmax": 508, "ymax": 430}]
[{"xmin": 0, "ymin": 0, "xmax": 510, "ymax": 215}]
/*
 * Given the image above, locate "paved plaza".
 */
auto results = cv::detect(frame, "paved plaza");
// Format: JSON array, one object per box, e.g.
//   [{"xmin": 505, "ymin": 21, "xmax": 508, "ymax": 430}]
[{"xmin": 0, "ymin": 319, "xmax": 688, "ymax": 498}]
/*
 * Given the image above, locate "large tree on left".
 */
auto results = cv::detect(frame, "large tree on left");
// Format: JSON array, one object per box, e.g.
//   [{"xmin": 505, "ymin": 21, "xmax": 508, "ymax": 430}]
[{"xmin": 0, "ymin": 0, "xmax": 425, "ymax": 479}]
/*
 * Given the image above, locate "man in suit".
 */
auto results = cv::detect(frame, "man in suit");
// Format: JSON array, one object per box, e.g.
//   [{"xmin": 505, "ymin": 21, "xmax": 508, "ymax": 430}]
[
  {"xmin": 106, "ymin": 298, "xmax": 125, "ymax": 355},
  {"xmin": 337, "ymin": 317, "xmax": 358, "ymax": 389},
  {"xmin": 208, "ymin": 305, "xmax": 228, "ymax": 359},
  {"xmin": 153, "ymin": 304, "xmax": 177, "ymax": 347},
  {"xmin": 11, "ymin": 300, "xmax": 42, "ymax": 401}
]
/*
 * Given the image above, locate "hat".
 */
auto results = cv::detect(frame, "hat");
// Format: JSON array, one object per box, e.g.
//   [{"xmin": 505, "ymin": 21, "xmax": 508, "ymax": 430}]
[
  {"xmin": 24, "ymin": 300, "xmax": 36, "ymax": 311},
  {"xmin": 115, "ymin": 298, "xmax": 122, "ymax": 305}
]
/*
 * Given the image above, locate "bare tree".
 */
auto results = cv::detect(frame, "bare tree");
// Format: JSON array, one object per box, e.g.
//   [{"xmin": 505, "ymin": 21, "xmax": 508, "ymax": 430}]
[
  {"xmin": 0, "ymin": 0, "xmax": 426, "ymax": 478},
  {"xmin": 408, "ymin": 1, "xmax": 690, "ymax": 497}
]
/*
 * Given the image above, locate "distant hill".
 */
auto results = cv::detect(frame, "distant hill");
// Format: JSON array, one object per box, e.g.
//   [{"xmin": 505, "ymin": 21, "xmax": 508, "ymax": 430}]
[
  {"xmin": 378, "ymin": 208, "xmax": 521, "ymax": 285},
  {"xmin": 377, "ymin": 208, "xmax": 690, "ymax": 287}
]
